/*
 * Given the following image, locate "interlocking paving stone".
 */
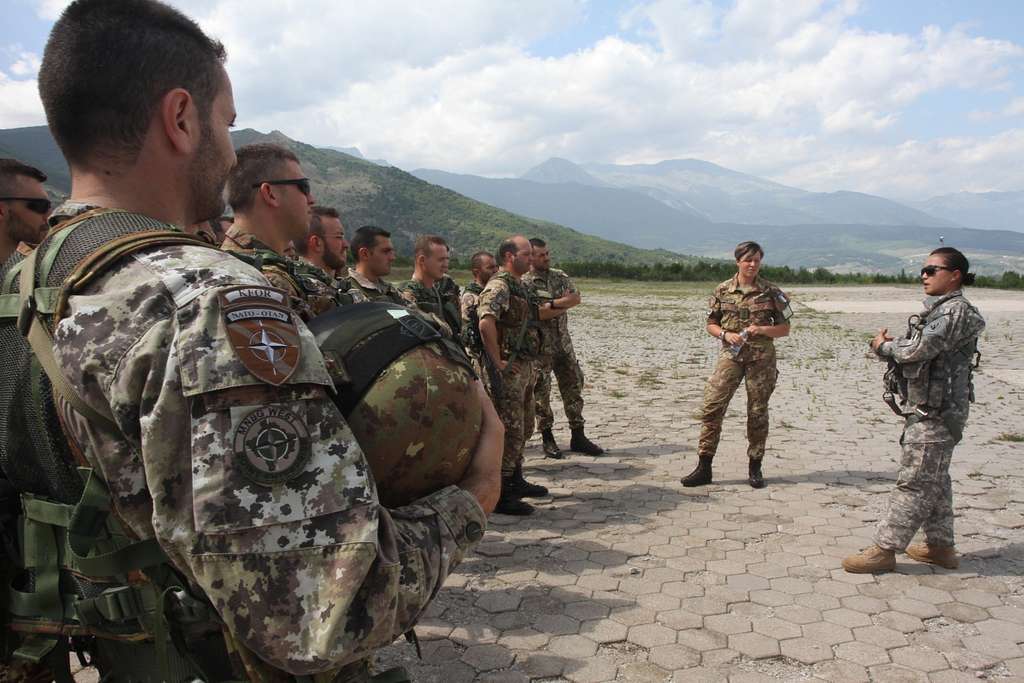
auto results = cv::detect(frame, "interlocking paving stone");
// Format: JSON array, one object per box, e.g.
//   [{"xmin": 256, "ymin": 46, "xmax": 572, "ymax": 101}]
[
  {"xmin": 655, "ymin": 608, "xmax": 704, "ymax": 631},
  {"xmin": 937, "ymin": 602, "xmax": 990, "ymax": 623},
  {"xmin": 648, "ymin": 643, "xmax": 702, "ymax": 670},
  {"xmin": 974, "ymin": 618, "xmax": 1024, "ymax": 643},
  {"xmin": 461, "ymin": 644, "xmax": 515, "ymax": 671},
  {"xmin": 824, "ymin": 607, "xmax": 874, "ymax": 628},
  {"xmin": 812, "ymin": 659, "xmax": 870, "ymax": 683},
  {"xmin": 727, "ymin": 632, "xmax": 779, "ymax": 659},
  {"xmin": 580, "ymin": 618, "xmax": 628, "ymax": 644},
  {"xmin": 805, "ymin": 621, "xmax": 855, "ymax": 646},
  {"xmin": 677, "ymin": 628, "xmax": 728, "ymax": 652},
  {"xmin": 704, "ymin": 613, "xmax": 752, "ymax": 636},
  {"xmin": 532, "ymin": 613, "xmax": 581, "ymax": 636},
  {"xmin": 628, "ymin": 622, "xmax": 677, "ymax": 648},
  {"xmin": 547, "ymin": 634, "xmax": 598, "ymax": 659},
  {"xmin": 866, "ymin": 664, "xmax": 930, "ymax": 682},
  {"xmin": 780, "ymin": 637, "xmax": 834, "ymax": 664},
  {"xmin": 888, "ymin": 646, "xmax": 948, "ymax": 672},
  {"xmin": 851, "ymin": 625, "xmax": 908, "ymax": 649},
  {"xmin": 835, "ymin": 640, "xmax": 891, "ymax": 666}
]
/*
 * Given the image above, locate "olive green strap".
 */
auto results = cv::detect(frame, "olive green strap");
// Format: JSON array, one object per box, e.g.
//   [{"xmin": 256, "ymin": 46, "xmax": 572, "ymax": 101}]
[{"xmin": 17, "ymin": 246, "xmax": 119, "ymax": 431}]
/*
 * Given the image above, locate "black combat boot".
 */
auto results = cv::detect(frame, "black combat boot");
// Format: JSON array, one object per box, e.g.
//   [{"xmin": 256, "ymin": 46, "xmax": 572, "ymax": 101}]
[
  {"xmin": 681, "ymin": 455, "xmax": 714, "ymax": 487},
  {"xmin": 541, "ymin": 429, "xmax": 564, "ymax": 459},
  {"xmin": 569, "ymin": 428, "xmax": 604, "ymax": 455},
  {"xmin": 748, "ymin": 459, "xmax": 765, "ymax": 489},
  {"xmin": 494, "ymin": 476, "xmax": 535, "ymax": 516},
  {"xmin": 506, "ymin": 464, "xmax": 549, "ymax": 498}
]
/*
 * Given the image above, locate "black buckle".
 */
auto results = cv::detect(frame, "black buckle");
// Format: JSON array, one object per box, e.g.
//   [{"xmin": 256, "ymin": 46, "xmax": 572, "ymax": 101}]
[
  {"xmin": 16, "ymin": 294, "xmax": 36, "ymax": 337},
  {"xmin": 397, "ymin": 313, "xmax": 442, "ymax": 342}
]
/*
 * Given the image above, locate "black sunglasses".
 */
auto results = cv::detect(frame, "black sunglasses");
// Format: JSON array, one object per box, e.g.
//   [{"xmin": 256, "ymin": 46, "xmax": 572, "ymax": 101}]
[
  {"xmin": 251, "ymin": 178, "xmax": 311, "ymax": 196},
  {"xmin": 921, "ymin": 265, "xmax": 954, "ymax": 277},
  {"xmin": 0, "ymin": 197, "xmax": 52, "ymax": 214}
]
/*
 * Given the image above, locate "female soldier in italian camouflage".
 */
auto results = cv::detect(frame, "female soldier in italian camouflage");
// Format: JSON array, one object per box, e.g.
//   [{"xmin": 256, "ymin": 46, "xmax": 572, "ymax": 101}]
[
  {"xmin": 843, "ymin": 247, "xmax": 985, "ymax": 574},
  {"xmin": 682, "ymin": 241, "xmax": 793, "ymax": 489}
]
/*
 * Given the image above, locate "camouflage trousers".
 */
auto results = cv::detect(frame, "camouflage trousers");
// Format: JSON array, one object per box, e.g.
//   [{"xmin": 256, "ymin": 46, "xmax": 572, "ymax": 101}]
[
  {"xmin": 697, "ymin": 346, "xmax": 778, "ymax": 460},
  {"xmin": 874, "ymin": 419, "xmax": 956, "ymax": 550},
  {"xmin": 534, "ymin": 346, "xmax": 585, "ymax": 432},
  {"xmin": 492, "ymin": 359, "xmax": 536, "ymax": 475}
]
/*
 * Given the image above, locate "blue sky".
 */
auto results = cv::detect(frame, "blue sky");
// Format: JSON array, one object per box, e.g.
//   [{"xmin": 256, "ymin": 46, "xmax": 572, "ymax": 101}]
[{"xmin": 3, "ymin": 0, "xmax": 1024, "ymax": 199}]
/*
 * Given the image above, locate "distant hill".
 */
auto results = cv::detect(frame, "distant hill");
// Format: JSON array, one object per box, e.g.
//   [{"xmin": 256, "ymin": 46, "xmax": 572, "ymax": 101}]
[
  {"xmin": 911, "ymin": 191, "xmax": 1024, "ymax": 233},
  {"xmin": 417, "ymin": 163, "xmax": 1024, "ymax": 274},
  {"xmin": 227, "ymin": 130, "xmax": 683, "ymax": 263},
  {"xmin": 525, "ymin": 157, "xmax": 959, "ymax": 228},
  {"xmin": 412, "ymin": 169, "xmax": 713, "ymax": 249},
  {"xmin": 0, "ymin": 125, "xmax": 70, "ymax": 195}
]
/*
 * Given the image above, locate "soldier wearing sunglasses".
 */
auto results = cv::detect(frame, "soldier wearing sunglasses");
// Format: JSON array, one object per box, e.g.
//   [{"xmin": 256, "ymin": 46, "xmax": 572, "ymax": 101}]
[
  {"xmin": 0, "ymin": 158, "xmax": 52, "ymax": 264},
  {"xmin": 843, "ymin": 247, "xmax": 986, "ymax": 574},
  {"xmin": 222, "ymin": 143, "xmax": 327, "ymax": 320}
]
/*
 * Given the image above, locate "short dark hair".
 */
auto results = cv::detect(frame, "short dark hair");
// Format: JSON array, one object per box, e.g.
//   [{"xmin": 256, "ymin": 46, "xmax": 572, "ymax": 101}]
[
  {"xmin": 734, "ymin": 241, "xmax": 764, "ymax": 261},
  {"xmin": 0, "ymin": 159, "xmax": 47, "ymax": 195},
  {"xmin": 226, "ymin": 144, "xmax": 300, "ymax": 213},
  {"xmin": 930, "ymin": 247, "xmax": 976, "ymax": 286},
  {"xmin": 470, "ymin": 250, "xmax": 494, "ymax": 271},
  {"xmin": 297, "ymin": 206, "xmax": 341, "ymax": 256},
  {"xmin": 351, "ymin": 225, "xmax": 391, "ymax": 262},
  {"xmin": 39, "ymin": 0, "xmax": 227, "ymax": 166},
  {"xmin": 414, "ymin": 234, "xmax": 448, "ymax": 259},
  {"xmin": 529, "ymin": 237, "xmax": 547, "ymax": 249},
  {"xmin": 497, "ymin": 237, "xmax": 519, "ymax": 263}
]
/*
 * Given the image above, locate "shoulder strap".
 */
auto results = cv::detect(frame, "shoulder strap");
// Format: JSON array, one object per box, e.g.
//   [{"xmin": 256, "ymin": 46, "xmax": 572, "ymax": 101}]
[{"xmin": 16, "ymin": 210, "xmax": 215, "ymax": 431}]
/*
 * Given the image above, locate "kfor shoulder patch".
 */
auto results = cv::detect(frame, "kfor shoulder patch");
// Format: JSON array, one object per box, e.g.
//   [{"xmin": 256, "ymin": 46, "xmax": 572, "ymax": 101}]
[
  {"xmin": 221, "ymin": 285, "xmax": 301, "ymax": 385},
  {"xmin": 233, "ymin": 405, "xmax": 311, "ymax": 486}
]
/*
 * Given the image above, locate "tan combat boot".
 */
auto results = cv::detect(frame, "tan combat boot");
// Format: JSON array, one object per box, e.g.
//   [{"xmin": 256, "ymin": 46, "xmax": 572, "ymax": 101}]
[
  {"xmin": 842, "ymin": 545, "xmax": 896, "ymax": 574},
  {"xmin": 905, "ymin": 543, "xmax": 959, "ymax": 569}
]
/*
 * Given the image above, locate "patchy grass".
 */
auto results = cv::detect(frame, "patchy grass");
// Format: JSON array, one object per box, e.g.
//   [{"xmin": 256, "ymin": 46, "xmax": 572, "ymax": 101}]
[{"xmin": 996, "ymin": 432, "xmax": 1024, "ymax": 442}]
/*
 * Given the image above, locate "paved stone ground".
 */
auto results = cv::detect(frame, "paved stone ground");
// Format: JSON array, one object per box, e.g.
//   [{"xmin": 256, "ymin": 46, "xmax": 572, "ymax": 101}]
[
  {"xmin": 372, "ymin": 282, "xmax": 1024, "ymax": 683},
  {"xmin": 71, "ymin": 281, "xmax": 1024, "ymax": 682}
]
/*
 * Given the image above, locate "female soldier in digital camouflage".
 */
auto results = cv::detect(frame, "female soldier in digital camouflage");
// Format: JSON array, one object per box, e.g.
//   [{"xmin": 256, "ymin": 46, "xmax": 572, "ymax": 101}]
[
  {"xmin": 682, "ymin": 241, "xmax": 793, "ymax": 489},
  {"xmin": 843, "ymin": 247, "xmax": 985, "ymax": 573}
]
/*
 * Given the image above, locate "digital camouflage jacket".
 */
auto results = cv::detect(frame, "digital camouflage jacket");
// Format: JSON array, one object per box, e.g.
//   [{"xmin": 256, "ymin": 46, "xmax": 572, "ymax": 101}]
[{"xmin": 45, "ymin": 203, "xmax": 487, "ymax": 676}]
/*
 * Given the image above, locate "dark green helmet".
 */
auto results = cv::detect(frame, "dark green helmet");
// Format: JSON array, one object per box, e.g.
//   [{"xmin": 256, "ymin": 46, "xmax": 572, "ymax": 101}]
[{"xmin": 308, "ymin": 303, "xmax": 482, "ymax": 507}]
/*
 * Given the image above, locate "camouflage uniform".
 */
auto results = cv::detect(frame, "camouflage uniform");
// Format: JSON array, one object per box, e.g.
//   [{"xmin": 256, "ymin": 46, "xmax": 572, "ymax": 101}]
[
  {"xmin": 874, "ymin": 290, "xmax": 985, "ymax": 551},
  {"xmin": 478, "ymin": 272, "xmax": 541, "ymax": 475},
  {"xmin": 348, "ymin": 267, "xmax": 406, "ymax": 305},
  {"xmin": 220, "ymin": 224, "xmax": 317, "ymax": 320},
  {"xmin": 293, "ymin": 257, "xmax": 366, "ymax": 310},
  {"xmin": 397, "ymin": 278, "xmax": 453, "ymax": 336},
  {"xmin": 459, "ymin": 282, "xmax": 489, "ymax": 390},
  {"xmin": 699, "ymin": 275, "xmax": 793, "ymax": 460},
  {"xmin": 42, "ymin": 203, "xmax": 487, "ymax": 677},
  {"xmin": 436, "ymin": 275, "xmax": 463, "ymax": 337},
  {"xmin": 523, "ymin": 268, "xmax": 585, "ymax": 432}
]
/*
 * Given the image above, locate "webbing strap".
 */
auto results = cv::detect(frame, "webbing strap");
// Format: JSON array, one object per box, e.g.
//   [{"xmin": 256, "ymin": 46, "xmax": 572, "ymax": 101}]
[{"xmin": 18, "ymin": 248, "xmax": 119, "ymax": 431}]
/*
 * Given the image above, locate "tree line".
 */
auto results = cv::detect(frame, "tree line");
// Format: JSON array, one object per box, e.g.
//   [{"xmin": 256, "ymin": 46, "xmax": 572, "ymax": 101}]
[{"xmin": 481, "ymin": 259, "xmax": 1024, "ymax": 290}]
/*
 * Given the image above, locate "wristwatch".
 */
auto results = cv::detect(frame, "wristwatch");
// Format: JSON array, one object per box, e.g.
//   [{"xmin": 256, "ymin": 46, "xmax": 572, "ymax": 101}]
[{"xmin": 718, "ymin": 330, "xmax": 727, "ymax": 341}]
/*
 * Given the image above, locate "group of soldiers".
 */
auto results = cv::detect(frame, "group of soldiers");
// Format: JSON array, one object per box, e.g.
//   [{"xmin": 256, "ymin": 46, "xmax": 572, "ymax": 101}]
[
  {"xmin": 0, "ymin": 0, "xmax": 988, "ymax": 680},
  {"xmin": 189, "ymin": 147, "xmax": 607, "ymax": 518}
]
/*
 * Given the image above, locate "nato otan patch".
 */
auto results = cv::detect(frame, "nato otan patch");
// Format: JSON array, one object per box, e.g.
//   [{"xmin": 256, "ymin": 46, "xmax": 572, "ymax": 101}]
[
  {"xmin": 221, "ymin": 285, "xmax": 301, "ymax": 385},
  {"xmin": 233, "ymin": 405, "xmax": 312, "ymax": 486}
]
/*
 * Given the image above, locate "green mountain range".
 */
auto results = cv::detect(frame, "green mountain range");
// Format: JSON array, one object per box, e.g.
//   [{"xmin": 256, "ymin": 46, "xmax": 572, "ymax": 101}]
[{"xmin": 0, "ymin": 125, "xmax": 682, "ymax": 265}]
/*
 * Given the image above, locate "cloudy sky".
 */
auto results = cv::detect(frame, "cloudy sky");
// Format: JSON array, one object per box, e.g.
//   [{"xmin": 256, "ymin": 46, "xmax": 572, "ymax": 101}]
[{"xmin": 3, "ymin": 0, "xmax": 1024, "ymax": 200}]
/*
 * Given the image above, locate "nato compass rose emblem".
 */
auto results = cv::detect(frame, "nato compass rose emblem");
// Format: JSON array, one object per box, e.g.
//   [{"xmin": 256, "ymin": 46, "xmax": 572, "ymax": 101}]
[
  {"xmin": 246, "ymin": 321, "xmax": 291, "ymax": 375},
  {"xmin": 233, "ymin": 406, "xmax": 311, "ymax": 486}
]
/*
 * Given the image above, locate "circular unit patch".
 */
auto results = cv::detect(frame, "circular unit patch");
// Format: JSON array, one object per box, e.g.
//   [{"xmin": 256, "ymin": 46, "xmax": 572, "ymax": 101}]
[{"xmin": 232, "ymin": 406, "xmax": 311, "ymax": 486}]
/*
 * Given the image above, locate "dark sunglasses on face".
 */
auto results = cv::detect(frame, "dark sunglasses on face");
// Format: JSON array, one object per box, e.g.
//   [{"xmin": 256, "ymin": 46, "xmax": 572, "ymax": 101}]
[
  {"xmin": 251, "ymin": 178, "xmax": 311, "ymax": 196},
  {"xmin": 0, "ymin": 197, "xmax": 52, "ymax": 215},
  {"xmin": 921, "ymin": 265, "xmax": 954, "ymax": 277}
]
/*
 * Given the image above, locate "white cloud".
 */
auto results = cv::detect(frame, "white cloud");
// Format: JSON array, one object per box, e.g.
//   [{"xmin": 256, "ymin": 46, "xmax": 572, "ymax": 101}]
[
  {"xmin": 9, "ymin": 0, "xmax": 1024, "ymax": 200},
  {"xmin": 776, "ymin": 129, "xmax": 1024, "ymax": 199},
  {"xmin": 0, "ymin": 70, "xmax": 44, "ymax": 129}
]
